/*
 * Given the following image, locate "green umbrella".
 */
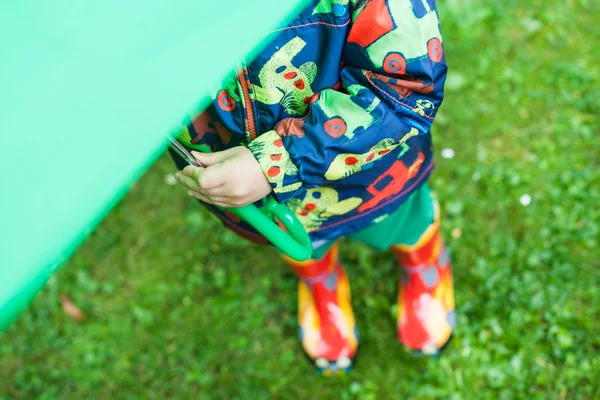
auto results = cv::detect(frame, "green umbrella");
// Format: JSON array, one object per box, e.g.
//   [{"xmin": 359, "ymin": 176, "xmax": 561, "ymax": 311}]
[{"xmin": 0, "ymin": 0, "xmax": 309, "ymax": 331}]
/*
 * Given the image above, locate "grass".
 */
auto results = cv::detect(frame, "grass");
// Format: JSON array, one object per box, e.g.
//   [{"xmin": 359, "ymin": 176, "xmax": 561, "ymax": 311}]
[{"xmin": 2, "ymin": 0, "xmax": 599, "ymax": 398}]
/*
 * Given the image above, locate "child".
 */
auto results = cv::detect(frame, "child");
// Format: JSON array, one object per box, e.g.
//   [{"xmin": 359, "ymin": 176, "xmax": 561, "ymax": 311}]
[{"xmin": 173, "ymin": 0, "xmax": 454, "ymax": 375}]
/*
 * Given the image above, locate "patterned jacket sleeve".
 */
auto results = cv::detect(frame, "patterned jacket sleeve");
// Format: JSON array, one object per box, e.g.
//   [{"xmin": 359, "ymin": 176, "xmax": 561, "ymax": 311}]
[{"xmin": 248, "ymin": 0, "xmax": 447, "ymax": 203}]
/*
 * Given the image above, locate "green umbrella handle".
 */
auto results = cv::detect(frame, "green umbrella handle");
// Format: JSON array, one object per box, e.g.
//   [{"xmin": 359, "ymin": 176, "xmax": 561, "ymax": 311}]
[
  {"xmin": 227, "ymin": 199, "xmax": 312, "ymax": 261},
  {"xmin": 178, "ymin": 140, "xmax": 313, "ymax": 261}
]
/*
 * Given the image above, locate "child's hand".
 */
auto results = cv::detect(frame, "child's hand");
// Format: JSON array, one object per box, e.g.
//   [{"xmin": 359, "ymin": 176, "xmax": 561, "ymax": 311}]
[{"xmin": 174, "ymin": 147, "xmax": 273, "ymax": 208}]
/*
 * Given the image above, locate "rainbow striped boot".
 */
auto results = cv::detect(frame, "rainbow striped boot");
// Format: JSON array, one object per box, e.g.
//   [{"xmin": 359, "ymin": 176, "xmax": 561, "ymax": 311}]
[
  {"xmin": 284, "ymin": 244, "xmax": 358, "ymax": 375},
  {"xmin": 391, "ymin": 215, "xmax": 456, "ymax": 356}
]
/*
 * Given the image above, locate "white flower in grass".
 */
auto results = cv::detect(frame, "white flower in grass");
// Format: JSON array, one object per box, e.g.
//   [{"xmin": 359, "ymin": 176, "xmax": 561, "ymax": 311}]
[
  {"xmin": 441, "ymin": 148, "xmax": 455, "ymax": 159},
  {"xmin": 520, "ymin": 194, "xmax": 532, "ymax": 206}
]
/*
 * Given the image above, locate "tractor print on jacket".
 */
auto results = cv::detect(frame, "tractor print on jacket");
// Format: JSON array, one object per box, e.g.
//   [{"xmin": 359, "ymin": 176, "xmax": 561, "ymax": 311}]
[
  {"xmin": 348, "ymin": 0, "xmax": 443, "ymax": 73},
  {"xmin": 325, "ymin": 128, "xmax": 417, "ymax": 180},
  {"xmin": 253, "ymin": 37, "xmax": 318, "ymax": 116},
  {"xmin": 287, "ymin": 187, "xmax": 363, "ymax": 232},
  {"xmin": 316, "ymin": 84, "xmax": 382, "ymax": 140},
  {"xmin": 359, "ymin": 151, "xmax": 425, "ymax": 212}
]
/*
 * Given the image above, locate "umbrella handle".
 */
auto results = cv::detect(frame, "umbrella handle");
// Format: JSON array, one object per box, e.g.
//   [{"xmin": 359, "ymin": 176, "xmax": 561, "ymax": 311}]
[
  {"xmin": 226, "ymin": 198, "xmax": 312, "ymax": 261},
  {"xmin": 176, "ymin": 140, "xmax": 313, "ymax": 261}
]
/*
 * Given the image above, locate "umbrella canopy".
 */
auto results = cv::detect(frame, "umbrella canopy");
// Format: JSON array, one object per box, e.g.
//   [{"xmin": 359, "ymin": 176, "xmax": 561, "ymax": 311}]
[{"xmin": 0, "ymin": 0, "xmax": 308, "ymax": 330}]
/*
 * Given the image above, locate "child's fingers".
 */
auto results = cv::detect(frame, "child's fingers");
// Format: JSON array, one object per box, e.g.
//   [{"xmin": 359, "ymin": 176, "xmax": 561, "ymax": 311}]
[
  {"xmin": 191, "ymin": 148, "xmax": 238, "ymax": 167},
  {"xmin": 187, "ymin": 189, "xmax": 212, "ymax": 204},
  {"xmin": 182, "ymin": 165, "xmax": 205, "ymax": 184},
  {"xmin": 175, "ymin": 171, "xmax": 201, "ymax": 192},
  {"xmin": 191, "ymin": 151, "xmax": 225, "ymax": 167},
  {"xmin": 188, "ymin": 190, "xmax": 235, "ymax": 208},
  {"xmin": 186, "ymin": 163, "xmax": 227, "ymax": 190}
]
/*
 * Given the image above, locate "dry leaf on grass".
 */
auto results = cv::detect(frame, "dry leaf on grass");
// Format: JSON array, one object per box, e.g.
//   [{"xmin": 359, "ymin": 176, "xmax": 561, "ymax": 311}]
[
  {"xmin": 451, "ymin": 228, "xmax": 463, "ymax": 239},
  {"xmin": 59, "ymin": 295, "xmax": 86, "ymax": 322}
]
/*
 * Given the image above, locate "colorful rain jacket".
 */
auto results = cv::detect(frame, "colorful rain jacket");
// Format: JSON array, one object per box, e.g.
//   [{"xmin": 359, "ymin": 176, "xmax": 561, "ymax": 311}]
[{"xmin": 176, "ymin": 0, "xmax": 447, "ymax": 246}]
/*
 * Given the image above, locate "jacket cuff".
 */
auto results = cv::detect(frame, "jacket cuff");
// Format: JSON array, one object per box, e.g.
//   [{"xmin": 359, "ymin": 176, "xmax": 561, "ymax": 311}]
[{"xmin": 247, "ymin": 130, "xmax": 305, "ymax": 203}]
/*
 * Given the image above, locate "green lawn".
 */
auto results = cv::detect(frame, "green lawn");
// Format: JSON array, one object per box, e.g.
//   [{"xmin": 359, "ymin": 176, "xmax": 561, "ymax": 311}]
[{"xmin": 2, "ymin": 1, "xmax": 599, "ymax": 398}]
